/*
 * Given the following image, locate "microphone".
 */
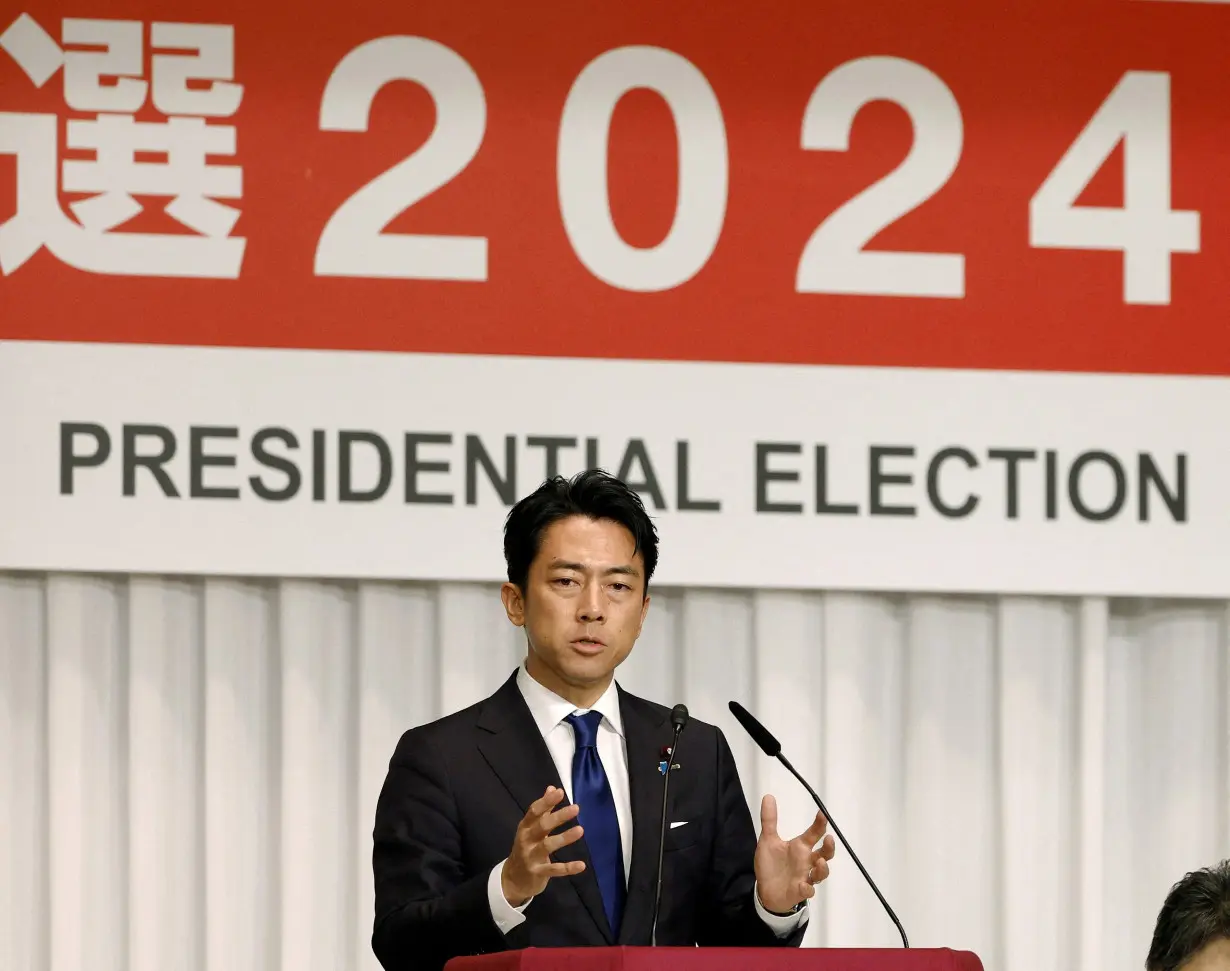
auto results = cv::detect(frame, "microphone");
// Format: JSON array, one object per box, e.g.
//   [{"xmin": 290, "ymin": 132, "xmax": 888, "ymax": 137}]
[
  {"xmin": 651, "ymin": 703, "xmax": 689, "ymax": 946},
  {"xmin": 727, "ymin": 700, "xmax": 909, "ymax": 948}
]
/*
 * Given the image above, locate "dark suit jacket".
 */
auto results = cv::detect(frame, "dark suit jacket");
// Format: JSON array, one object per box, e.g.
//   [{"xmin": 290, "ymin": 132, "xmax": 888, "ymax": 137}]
[{"xmin": 371, "ymin": 670, "xmax": 806, "ymax": 971}]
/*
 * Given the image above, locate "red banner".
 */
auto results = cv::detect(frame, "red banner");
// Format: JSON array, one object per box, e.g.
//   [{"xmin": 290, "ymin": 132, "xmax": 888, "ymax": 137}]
[{"xmin": 3, "ymin": 0, "xmax": 1229, "ymax": 375}]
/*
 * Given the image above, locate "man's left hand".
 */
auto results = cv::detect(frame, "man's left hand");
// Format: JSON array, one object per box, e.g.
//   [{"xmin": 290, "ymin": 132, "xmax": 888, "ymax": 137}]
[{"xmin": 753, "ymin": 794, "xmax": 837, "ymax": 914}]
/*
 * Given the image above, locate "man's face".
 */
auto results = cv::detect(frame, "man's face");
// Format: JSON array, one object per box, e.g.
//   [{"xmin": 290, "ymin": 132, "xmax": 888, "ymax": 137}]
[
  {"xmin": 1183, "ymin": 939, "xmax": 1230, "ymax": 971},
  {"xmin": 502, "ymin": 514, "xmax": 650, "ymax": 703}
]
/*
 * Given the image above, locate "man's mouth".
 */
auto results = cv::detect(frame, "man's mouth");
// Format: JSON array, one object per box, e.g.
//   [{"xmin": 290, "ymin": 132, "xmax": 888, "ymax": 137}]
[{"xmin": 571, "ymin": 637, "xmax": 605, "ymax": 652}]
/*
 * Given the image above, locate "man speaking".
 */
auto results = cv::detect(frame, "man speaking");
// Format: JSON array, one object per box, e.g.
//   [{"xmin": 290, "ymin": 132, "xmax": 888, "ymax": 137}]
[{"xmin": 372, "ymin": 471, "xmax": 836, "ymax": 971}]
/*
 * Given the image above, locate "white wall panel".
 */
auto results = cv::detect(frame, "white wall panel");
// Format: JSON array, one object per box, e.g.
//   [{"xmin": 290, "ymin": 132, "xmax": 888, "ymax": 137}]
[
  {"xmin": 1077, "ymin": 597, "xmax": 1109, "ymax": 971},
  {"xmin": 202, "ymin": 578, "xmax": 278, "ymax": 971},
  {"xmin": 1103, "ymin": 602, "xmax": 1229, "ymax": 971},
  {"xmin": 127, "ymin": 577, "xmax": 203, "ymax": 971},
  {"xmin": 279, "ymin": 581, "xmax": 357, "ymax": 971},
  {"xmin": 46, "ymin": 575, "xmax": 128, "ymax": 971},
  {"xmin": 752, "ymin": 590, "xmax": 826, "ymax": 947},
  {"xmin": 2, "ymin": 572, "xmax": 1228, "ymax": 971},
  {"xmin": 997, "ymin": 598, "xmax": 1078, "ymax": 971},
  {"xmin": 0, "ymin": 574, "xmax": 48, "ymax": 971},
  {"xmin": 901, "ymin": 598, "xmax": 1001, "ymax": 960},
  {"xmin": 679, "ymin": 590, "xmax": 757, "ymax": 807},
  {"xmin": 819, "ymin": 593, "xmax": 908, "ymax": 950}
]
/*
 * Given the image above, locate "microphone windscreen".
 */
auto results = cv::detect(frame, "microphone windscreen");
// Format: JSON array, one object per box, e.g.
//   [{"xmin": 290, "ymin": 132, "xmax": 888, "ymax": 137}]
[
  {"xmin": 670, "ymin": 704, "xmax": 689, "ymax": 730},
  {"xmin": 727, "ymin": 700, "xmax": 782, "ymax": 757}
]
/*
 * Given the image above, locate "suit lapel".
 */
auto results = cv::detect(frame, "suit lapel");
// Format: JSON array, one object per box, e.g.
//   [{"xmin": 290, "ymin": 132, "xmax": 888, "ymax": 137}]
[
  {"xmin": 475, "ymin": 674, "xmax": 565, "ymax": 813},
  {"xmin": 475, "ymin": 672, "xmax": 613, "ymax": 943},
  {"xmin": 617, "ymin": 687, "xmax": 672, "ymax": 945}
]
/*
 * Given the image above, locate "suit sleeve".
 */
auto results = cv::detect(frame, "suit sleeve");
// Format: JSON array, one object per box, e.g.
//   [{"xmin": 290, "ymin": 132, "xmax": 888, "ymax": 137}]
[
  {"xmin": 695, "ymin": 728, "xmax": 807, "ymax": 948},
  {"xmin": 371, "ymin": 730, "xmax": 512, "ymax": 971}
]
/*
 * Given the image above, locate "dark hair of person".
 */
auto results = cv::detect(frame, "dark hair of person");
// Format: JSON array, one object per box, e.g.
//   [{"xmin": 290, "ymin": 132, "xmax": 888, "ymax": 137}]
[
  {"xmin": 503, "ymin": 470, "xmax": 658, "ymax": 594},
  {"xmin": 1146, "ymin": 860, "xmax": 1230, "ymax": 971}
]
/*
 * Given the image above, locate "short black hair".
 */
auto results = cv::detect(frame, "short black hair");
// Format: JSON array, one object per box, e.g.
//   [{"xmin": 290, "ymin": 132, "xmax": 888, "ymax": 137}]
[
  {"xmin": 1147, "ymin": 860, "xmax": 1230, "ymax": 971},
  {"xmin": 503, "ymin": 470, "xmax": 658, "ymax": 593}
]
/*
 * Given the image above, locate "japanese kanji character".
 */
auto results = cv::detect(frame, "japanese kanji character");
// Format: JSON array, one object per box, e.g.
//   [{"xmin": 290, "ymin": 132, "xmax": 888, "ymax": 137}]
[{"xmin": 0, "ymin": 13, "xmax": 246, "ymax": 279}]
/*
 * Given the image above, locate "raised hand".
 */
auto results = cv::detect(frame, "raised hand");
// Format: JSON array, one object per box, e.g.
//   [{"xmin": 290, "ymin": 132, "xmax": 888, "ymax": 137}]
[
  {"xmin": 753, "ymin": 794, "xmax": 837, "ymax": 914},
  {"xmin": 500, "ymin": 786, "xmax": 587, "ymax": 907}
]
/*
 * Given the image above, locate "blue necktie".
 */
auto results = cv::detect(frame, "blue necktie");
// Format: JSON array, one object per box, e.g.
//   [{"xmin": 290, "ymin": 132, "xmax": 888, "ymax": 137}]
[{"xmin": 565, "ymin": 710, "xmax": 625, "ymax": 938}]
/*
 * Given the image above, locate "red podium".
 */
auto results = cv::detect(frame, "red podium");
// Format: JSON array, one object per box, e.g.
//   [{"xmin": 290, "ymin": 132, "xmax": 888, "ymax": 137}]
[{"xmin": 448, "ymin": 948, "xmax": 984, "ymax": 971}]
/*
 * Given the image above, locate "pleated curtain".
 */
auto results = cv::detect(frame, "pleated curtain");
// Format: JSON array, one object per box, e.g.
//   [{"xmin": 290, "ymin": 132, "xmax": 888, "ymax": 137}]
[{"xmin": 2, "ymin": 572, "xmax": 1227, "ymax": 971}]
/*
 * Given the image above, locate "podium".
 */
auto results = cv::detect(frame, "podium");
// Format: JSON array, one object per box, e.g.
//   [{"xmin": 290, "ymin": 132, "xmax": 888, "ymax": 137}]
[{"xmin": 447, "ymin": 948, "xmax": 985, "ymax": 971}]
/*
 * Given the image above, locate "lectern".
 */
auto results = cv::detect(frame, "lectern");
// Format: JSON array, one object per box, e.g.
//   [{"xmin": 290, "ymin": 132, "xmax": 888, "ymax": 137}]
[{"xmin": 448, "ymin": 947, "xmax": 984, "ymax": 971}]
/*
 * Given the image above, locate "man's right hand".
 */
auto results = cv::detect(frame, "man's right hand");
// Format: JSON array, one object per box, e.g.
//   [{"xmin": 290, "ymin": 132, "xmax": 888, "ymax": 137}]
[{"xmin": 500, "ymin": 786, "xmax": 587, "ymax": 907}]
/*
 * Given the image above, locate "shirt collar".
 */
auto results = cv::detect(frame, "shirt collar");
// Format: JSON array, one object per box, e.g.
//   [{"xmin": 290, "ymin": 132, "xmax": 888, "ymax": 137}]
[{"xmin": 516, "ymin": 660, "xmax": 625, "ymax": 740}]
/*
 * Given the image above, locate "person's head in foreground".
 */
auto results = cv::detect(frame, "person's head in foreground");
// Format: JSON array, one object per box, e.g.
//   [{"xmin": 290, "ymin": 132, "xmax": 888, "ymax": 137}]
[
  {"xmin": 1147, "ymin": 860, "xmax": 1230, "ymax": 971},
  {"xmin": 501, "ymin": 468, "xmax": 657, "ymax": 707}
]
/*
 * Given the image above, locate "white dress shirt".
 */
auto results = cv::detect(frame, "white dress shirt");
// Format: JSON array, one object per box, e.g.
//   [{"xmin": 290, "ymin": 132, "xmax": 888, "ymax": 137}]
[{"xmin": 485, "ymin": 662, "xmax": 808, "ymax": 937}]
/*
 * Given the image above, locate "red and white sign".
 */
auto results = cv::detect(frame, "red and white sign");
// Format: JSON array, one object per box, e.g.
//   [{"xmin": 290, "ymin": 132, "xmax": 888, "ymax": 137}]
[{"xmin": 2, "ymin": 1, "xmax": 1229, "ymax": 594}]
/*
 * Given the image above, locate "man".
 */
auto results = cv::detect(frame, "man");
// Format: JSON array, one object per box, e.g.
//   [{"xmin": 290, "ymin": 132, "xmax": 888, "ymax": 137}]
[
  {"xmin": 372, "ymin": 470, "xmax": 836, "ymax": 971},
  {"xmin": 1146, "ymin": 860, "xmax": 1230, "ymax": 971}
]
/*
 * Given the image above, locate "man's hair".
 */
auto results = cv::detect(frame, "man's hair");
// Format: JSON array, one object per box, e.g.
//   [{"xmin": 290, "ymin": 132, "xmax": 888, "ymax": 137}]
[
  {"xmin": 1147, "ymin": 860, "xmax": 1230, "ymax": 971},
  {"xmin": 503, "ymin": 470, "xmax": 658, "ymax": 593}
]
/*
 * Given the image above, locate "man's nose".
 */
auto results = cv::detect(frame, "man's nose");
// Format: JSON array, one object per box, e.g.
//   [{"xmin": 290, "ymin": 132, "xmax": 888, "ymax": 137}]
[{"xmin": 578, "ymin": 582, "xmax": 605, "ymax": 622}]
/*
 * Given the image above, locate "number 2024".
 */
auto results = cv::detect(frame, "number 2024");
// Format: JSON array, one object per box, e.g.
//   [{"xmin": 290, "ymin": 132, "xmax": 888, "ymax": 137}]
[{"xmin": 314, "ymin": 40, "xmax": 1200, "ymax": 306}]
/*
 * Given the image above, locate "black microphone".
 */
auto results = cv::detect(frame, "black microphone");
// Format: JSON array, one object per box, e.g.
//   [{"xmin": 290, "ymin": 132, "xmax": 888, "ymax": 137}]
[
  {"xmin": 650, "ymin": 703, "xmax": 689, "ymax": 946},
  {"xmin": 727, "ymin": 700, "xmax": 909, "ymax": 948}
]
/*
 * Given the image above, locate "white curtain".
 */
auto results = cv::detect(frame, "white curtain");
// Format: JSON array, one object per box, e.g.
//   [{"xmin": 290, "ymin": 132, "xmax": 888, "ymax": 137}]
[{"xmin": 2, "ymin": 572, "xmax": 1227, "ymax": 971}]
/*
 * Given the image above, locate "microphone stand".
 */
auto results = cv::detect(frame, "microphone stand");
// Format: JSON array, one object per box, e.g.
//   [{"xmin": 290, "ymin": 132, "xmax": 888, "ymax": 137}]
[
  {"xmin": 651, "ymin": 710, "xmax": 687, "ymax": 946},
  {"xmin": 774, "ymin": 749, "xmax": 909, "ymax": 948}
]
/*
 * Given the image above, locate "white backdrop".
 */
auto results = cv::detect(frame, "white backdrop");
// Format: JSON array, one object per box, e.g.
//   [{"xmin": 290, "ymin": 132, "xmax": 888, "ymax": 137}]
[{"xmin": 2, "ymin": 572, "xmax": 1227, "ymax": 971}]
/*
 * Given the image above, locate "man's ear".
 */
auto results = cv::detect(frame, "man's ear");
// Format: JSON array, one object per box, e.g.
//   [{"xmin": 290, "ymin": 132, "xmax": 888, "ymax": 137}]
[{"xmin": 501, "ymin": 582, "xmax": 526, "ymax": 627}]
